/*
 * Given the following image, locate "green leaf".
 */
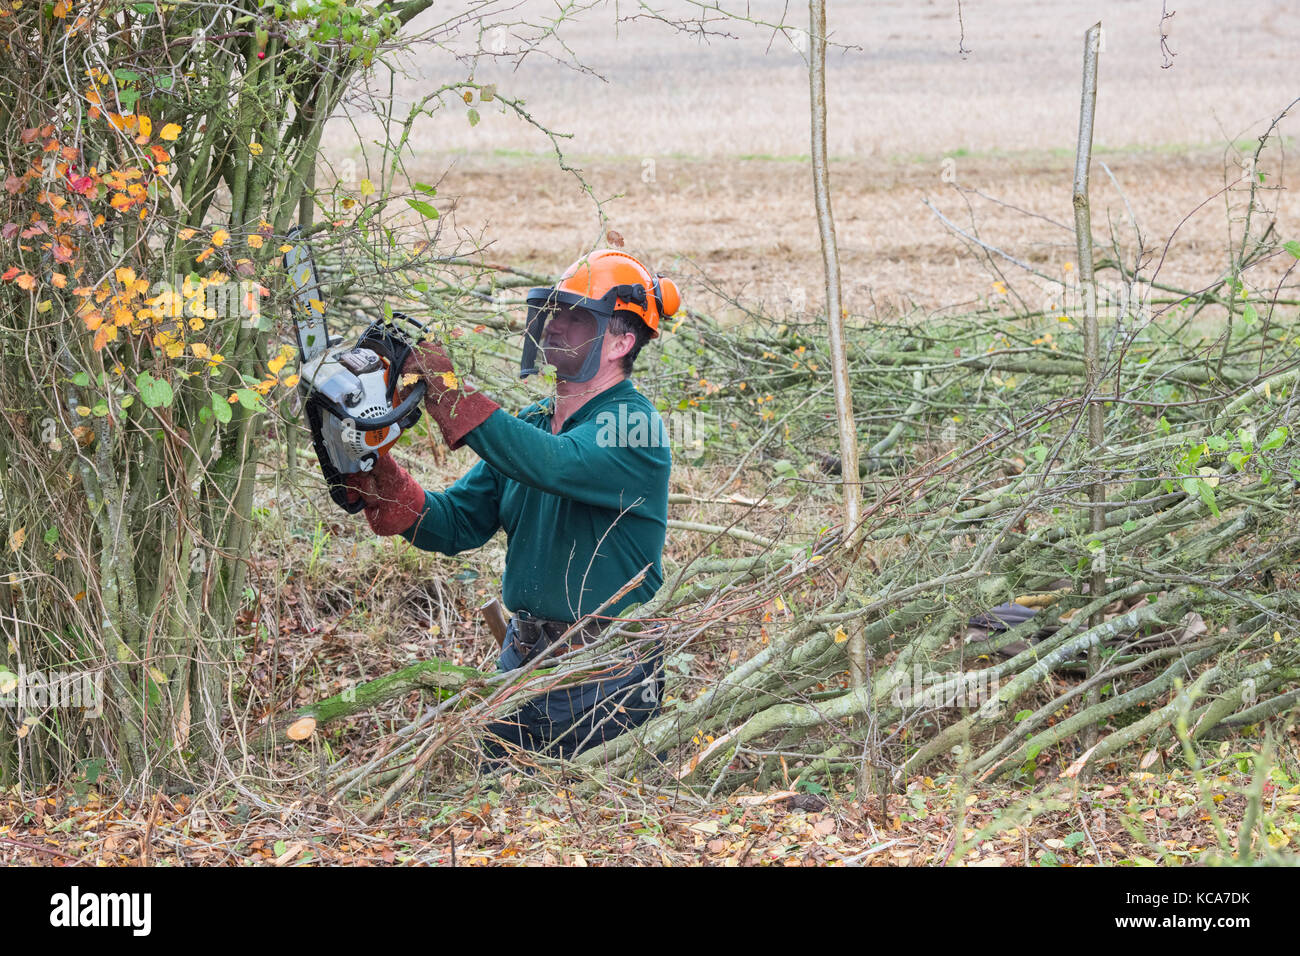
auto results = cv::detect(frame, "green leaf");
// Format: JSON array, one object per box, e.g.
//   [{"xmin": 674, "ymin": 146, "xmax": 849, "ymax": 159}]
[
  {"xmin": 467, "ymin": 108, "xmax": 480, "ymax": 127},
  {"xmin": 1157, "ymin": 416, "xmax": 1170, "ymax": 435},
  {"xmin": 1227, "ymin": 451, "xmax": 1250, "ymax": 471},
  {"xmin": 1063, "ymin": 832, "xmax": 1086, "ymax": 849},
  {"xmin": 234, "ymin": 389, "xmax": 265, "ymax": 412},
  {"xmin": 212, "ymin": 393, "xmax": 232, "ymax": 424},
  {"xmin": 412, "ymin": 182, "xmax": 437, "ymax": 196},
  {"xmin": 132, "ymin": 2, "xmax": 155, "ymax": 13},
  {"xmin": 118, "ymin": 88, "xmax": 139, "ymax": 113},
  {"xmin": 198, "ymin": 406, "xmax": 211, "ymax": 424},
  {"xmin": 1242, "ymin": 302, "xmax": 1258, "ymax": 324},
  {"xmin": 274, "ymin": 840, "xmax": 287, "ymax": 857},
  {"xmin": 91, "ymin": 401, "xmax": 109, "ymax": 417},
  {"xmin": 1196, "ymin": 479, "xmax": 1220, "ymax": 517},
  {"xmin": 1260, "ymin": 426, "xmax": 1288, "ymax": 451},
  {"xmin": 405, "ymin": 199, "xmax": 439, "ymax": 221},
  {"xmin": 156, "ymin": 76, "xmax": 174, "ymax": 90},
  {"xmin": 1014, "ymin": 710, "xmax": 1032, "ymax": 722},
  {"xmin": 1206, "ymin": 434, "xmax": 1230, "ymax": 451},
  {"xmin": 43, "ymin": 526, "xmax": 58, "ymax": 545},
  {"xmin": 1284, "ymin": 240, "xmax": 1300, "ymax": 259},
  {"xmin": 136, "ymin": 371, "xmax": 174, "ymax": 408},
  {"xmin": 119, "ymin": 394, "xmax": 134, "ymax": 410},
  {"xmin": 72, "ymin": 371, "xmax": 90, "ymax": 387},
  {"xmin": 1121, "ymin": 519, "xmax": 1138, "ymax": 532},
  {"xmin": 113, "ymin": 69, "xmax": 141, "ymax": 83}
]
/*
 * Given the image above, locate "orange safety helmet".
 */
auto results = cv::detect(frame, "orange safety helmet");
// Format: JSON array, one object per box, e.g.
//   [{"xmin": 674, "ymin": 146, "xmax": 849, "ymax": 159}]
[{"xmin": 521, "ymin": 249, "xmax": 681, "ymax": 382}]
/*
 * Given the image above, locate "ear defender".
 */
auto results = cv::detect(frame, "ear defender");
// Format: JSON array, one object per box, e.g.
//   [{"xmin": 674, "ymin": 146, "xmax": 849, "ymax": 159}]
[{"xmin": 653, "ymin": 274, "xmax": 680, "ymax": 324}]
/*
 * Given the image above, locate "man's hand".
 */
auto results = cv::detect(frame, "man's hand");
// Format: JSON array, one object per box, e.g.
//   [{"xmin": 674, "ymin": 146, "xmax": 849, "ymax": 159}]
[
  {"xmin": 344, "ymin": 453, "xmax": 426, "ymax": 536},
  {"xmin": 401, "ymin": 340, "xmax": 500, "ymax": 450}
]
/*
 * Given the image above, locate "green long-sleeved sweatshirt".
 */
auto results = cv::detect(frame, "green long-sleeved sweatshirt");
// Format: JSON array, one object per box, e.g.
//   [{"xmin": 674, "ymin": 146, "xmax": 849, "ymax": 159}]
[{"xmin": 399, "ymin": 379, "xmax": 671, "ymax": 622}]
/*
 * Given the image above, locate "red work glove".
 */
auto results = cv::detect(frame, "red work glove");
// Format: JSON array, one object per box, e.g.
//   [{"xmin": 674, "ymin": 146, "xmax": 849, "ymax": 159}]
[
  {"xmin": 344, "ymin": 453, "xmax": 426, "ymax": 536},
  {"xmin": 401, "ymin": 340, "xmax": 499, "ymax": 450}
]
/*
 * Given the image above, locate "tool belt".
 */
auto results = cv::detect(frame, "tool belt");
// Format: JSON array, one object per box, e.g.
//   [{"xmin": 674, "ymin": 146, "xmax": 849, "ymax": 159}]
[{"xmin": 509, "ymin": 610, "xmax": 604, "ymax": 664}]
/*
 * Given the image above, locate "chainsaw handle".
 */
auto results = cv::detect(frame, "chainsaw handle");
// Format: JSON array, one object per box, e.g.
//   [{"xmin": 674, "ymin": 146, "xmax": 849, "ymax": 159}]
[{"xmin": 349, "ymin": 380, "xmax": 426, "ymax": 430}]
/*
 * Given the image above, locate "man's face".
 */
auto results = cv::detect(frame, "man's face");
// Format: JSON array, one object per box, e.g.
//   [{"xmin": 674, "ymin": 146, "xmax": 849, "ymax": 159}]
[{"xmin": 540, "ymin": 304, "xmax": 600, "ymax": 380}]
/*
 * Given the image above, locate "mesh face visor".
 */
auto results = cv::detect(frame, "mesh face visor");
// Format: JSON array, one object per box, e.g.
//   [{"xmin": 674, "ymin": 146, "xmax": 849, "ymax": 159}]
[{"xmin": 520, "ymin": 287, "xmax": 616, "ymax": 383}]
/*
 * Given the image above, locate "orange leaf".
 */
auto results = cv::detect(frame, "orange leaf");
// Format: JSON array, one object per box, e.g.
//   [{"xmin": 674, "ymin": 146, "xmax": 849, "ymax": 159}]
[{"xmin": 286, "ymin": 717, "xmax": 317, "ymax": 740}]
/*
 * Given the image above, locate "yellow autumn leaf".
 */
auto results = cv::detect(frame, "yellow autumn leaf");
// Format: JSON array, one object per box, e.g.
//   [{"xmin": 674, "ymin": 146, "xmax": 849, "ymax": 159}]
[
  {"xmin": 247, "ymin": 234, "xmax": 264, "ymax": 249},
  {"xmin": 211, "ymin": 228, "xmax": 228, "ymax": 247},
  {"xmin": 308, "ymin": 298, "xmax": 325, "ymax": 314},
  {"xmin": 137, "ymin": 115, "xmax": 152, "ymax": 138},
  {"xmin": 248, "ymin": 141, "xmax": 263, "ymax": 156},
  {"xmin": 359, "ymin": 178, "xmax": 375, "ymax": 196},
  {"xmin": 833, "ymin": 626, "xmax": 849, "ymax": 644},
  {"xmin": 440, "ymin": 370, "xmax": 458, "ymax": 390},
  {"xmin": 191, "ymin": 342, "xmax": 210, "ymax": 359},
  {"xmin": 159, "ymin": 123, "xmax": 182, "ymax": 141},
  {"xmin": 281, "ymin": 374, "xmax": 299, "ymax": 388},
  {"xmin": 8, "ymin": 527, "xmax": 26, "ymax": 551},
  {"xmin": 178, "ymin": 227, "xmax": 197, "ymax": 240},
  {"xmin": 268, "ymin": 353, "xmax": 288, "ymax": 375},
  {"xmin": 148, "ymin": 667, "xmax": 168, "ymax": 684},
  {"xmin": 399, "ymin": 372, "xmax": 419, "ymax": 388}
]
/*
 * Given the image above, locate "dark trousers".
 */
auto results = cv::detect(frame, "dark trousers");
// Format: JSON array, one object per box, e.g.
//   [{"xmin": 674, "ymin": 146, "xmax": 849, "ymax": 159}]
[{"xmin": 483, "ymin": 618, "xmax": 663, "ymax": 760}]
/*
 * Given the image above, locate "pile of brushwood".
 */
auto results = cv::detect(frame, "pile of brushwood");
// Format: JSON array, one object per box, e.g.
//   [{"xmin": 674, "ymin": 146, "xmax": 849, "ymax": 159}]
[{"xmin": 271, "ymin": 240, "xmax": 1300, "ymax": 815}]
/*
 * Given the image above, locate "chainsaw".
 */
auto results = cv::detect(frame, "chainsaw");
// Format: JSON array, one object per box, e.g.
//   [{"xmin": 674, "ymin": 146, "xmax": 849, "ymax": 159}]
[{"xmin": 284, "ymin": 228, "xmax": 427, "ymax": 513}]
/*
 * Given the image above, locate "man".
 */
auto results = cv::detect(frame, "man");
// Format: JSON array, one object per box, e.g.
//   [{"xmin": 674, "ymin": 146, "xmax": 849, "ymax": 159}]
[{"xmin": 346, "ymin": 249, "xmax": 681, "ymax": 760}]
